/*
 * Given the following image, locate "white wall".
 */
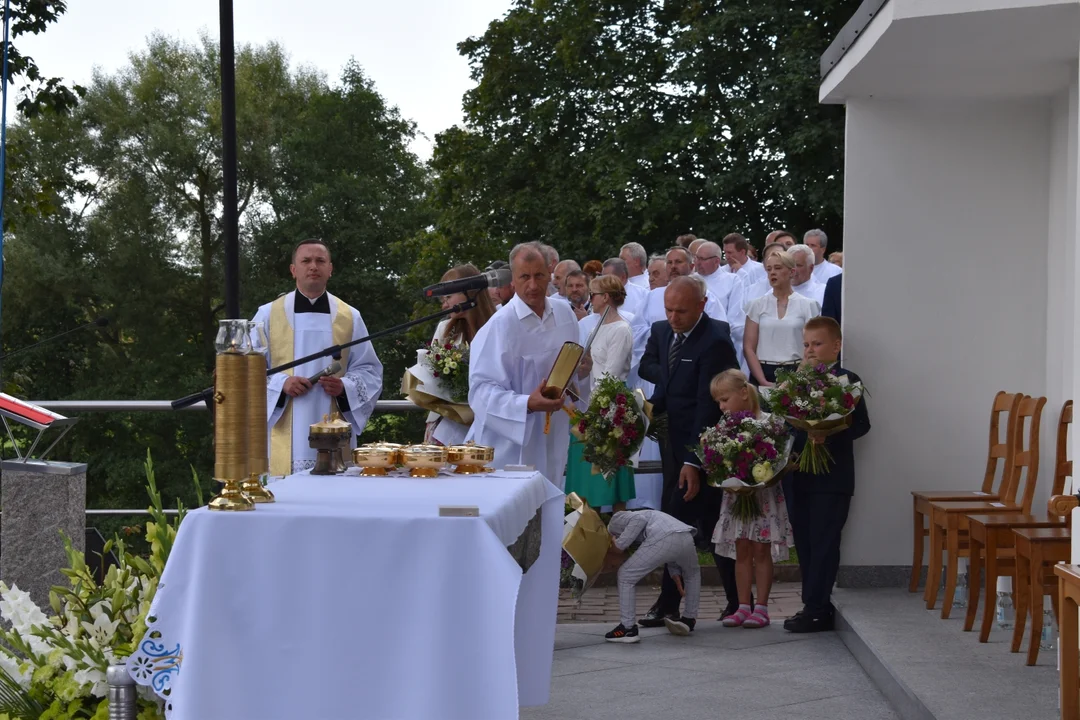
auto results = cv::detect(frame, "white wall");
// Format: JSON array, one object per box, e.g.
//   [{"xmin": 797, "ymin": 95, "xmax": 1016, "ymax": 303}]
[
  {"xmin": 1044, "ymin": 73, "xmax": 1077, "ymax": 506},
  {"xmin": 842, "ymin": 98, "xmax": 1052, "ymax": 566}
]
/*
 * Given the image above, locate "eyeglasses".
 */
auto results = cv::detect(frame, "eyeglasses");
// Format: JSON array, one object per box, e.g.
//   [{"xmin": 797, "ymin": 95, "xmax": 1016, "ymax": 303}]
[
  {"xmin": 590, "ymin": 292, "xmax": 606, "ymax": 298},
  {"xmin": 694, "ymin": 255, "xmax": 720, "ymax": 262}
]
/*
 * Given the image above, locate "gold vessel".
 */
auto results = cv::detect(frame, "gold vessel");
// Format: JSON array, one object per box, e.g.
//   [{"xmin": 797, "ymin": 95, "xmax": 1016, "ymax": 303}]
[
  {"xmin": 209, "ymin": 319, "xmax": 255, "ymax": 512},
  {"xmin": 241, "ymin": 321, "xmax": 275, "ymax": 503},
  {"xmin": 309, "ymin": 404, "xmax": 352, "ymax": 475},
  {"xmin": 352, "ymin": 445, "xmax": 401, "ymax": 476},
  {"xmin": 446, "ymin": 442, "xmax": 495, "ymax": 475},
  {"xmin": 401, "ymin": 444, "xmax": 449, "ymax": 478}
]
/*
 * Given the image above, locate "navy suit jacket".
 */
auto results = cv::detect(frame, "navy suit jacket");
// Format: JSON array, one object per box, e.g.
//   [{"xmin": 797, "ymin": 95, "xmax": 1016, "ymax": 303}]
[
  {"xmin": 639, "ymin": 314, "xmax": 740, "ymax": 466},
  {"xmin": 792, "ymin": 365, "xmax": 870, "ymax": 495},
  {"xmin": 822, "ymin": 274, "xmax": 842, "ymax": 326}
]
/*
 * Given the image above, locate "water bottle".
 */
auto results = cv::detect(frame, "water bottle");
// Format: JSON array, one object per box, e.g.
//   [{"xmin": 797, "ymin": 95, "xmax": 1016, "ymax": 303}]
[
  {"xmin": 952, "ymin": 558, "xmax": 968, "ymax": 609},
  {"xmin": 1040, "ymin": 594, "xmax": 1057, "ymax": 650},
  {"xmin": 995, "ymin": 576, "xmax": 1014, "ymax": 630}
]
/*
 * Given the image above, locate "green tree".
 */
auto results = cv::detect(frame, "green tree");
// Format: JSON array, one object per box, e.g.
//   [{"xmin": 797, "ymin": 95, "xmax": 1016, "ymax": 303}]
[
  {"xmin": 423, "ymin": 0, "xmax": 861, "ymax": 265},
  {"xmin": 3, "ymin": 1, "xmax": 85, "ymax": 117}
]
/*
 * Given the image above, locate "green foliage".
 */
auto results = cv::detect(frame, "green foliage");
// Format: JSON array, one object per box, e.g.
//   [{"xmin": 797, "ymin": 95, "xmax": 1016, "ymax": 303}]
[
  {"xmin": 419, "ymin": 0, "xmax": 862, "ymax": 270},
  {"xmin": 2, "ymin": 2, "xmax": 86, "ymax": 117}
]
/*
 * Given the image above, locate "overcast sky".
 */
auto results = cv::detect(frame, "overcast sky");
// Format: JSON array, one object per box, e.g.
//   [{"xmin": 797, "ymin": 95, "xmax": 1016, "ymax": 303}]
[{"xmin": 9, "ymin": 0, "xmax": 513, "ymax": 158}]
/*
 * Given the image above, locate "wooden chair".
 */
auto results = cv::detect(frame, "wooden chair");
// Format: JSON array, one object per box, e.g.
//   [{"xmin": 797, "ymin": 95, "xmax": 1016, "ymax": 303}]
[
  {"xmin": 925, "ymin": 395, "xmax": 1046, "ymax": 616},
  {"xmin": 1013, "ymin": 525, "xmax": 1069, "ymax": 665},
  {"xmin": 910, "ymin": 391, "xmax": 1022, "ymax": 593},
  {"xmin": 964, "ymin": 400, "xmax": 1071, "ymax": 640}
]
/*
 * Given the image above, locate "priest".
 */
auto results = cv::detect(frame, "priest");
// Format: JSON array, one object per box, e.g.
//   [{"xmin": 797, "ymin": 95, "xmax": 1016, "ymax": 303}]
[
  {"xmin": 253, "ymin": 239, "xmax": 383, "ymax": 476},
  {"xmin": 466, "ymin": 242, "xmax": 581, "ymax": 487}
]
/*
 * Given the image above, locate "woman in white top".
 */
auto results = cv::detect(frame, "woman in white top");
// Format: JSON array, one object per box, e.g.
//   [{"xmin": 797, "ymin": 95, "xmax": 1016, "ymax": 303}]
[
  {"xmin": 565, "ymin": 274, "xmax": 636, "ymax": 509},
  {"xmin": 421, "ymin": 264, "xmax": 498, "ymax": 445},
  {"xmin": 743, "ymin": 251, "xmax": 821, "ymax": 387}
]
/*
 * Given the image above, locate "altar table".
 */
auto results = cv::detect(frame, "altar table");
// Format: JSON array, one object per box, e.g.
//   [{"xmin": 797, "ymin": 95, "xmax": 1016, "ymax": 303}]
[{"xmin": 129, "ymin": 469, "xmax": 564, "ymax": 720}]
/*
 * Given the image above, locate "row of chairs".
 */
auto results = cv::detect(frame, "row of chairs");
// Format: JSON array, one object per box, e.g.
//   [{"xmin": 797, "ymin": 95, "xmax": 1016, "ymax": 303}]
[{"xmin": 910, "ymin": 391, "xmax": 1073, "ymax": 665}]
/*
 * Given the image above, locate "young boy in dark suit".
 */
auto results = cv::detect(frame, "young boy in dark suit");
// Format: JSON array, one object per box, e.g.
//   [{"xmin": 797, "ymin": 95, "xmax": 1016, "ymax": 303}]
[{"xmin": 784, "ymin": 316, "xmax": 871, "ymax": 633}]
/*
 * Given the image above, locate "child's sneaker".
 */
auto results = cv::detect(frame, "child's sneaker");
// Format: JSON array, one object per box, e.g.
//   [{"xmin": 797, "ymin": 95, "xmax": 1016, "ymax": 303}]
[
  {"xmin": 605, "ymin": 623, "xmax": 640, "ymax": 643},
  {"xmin": 664, "ymin": 616, "xmax": 696, "ymax": 636},
  {"xmin": 722, "ymin": 604, "xmax": 752, "ymax": 627},
  {"xmin": 743, "ymin": 605, "xmax": 770, "ymax": 629}
]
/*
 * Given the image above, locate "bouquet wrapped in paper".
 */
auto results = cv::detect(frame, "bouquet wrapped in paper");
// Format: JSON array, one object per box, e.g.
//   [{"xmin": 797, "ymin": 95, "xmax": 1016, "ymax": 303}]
[
  {"xmin": 762, "ymin": 364, "xmax": 864, "ymax": 474},
  {"xmin": 695, "ymin": 412, "xmax": 794, "ymax": 521},
  {"xmin": 400, "ymin": 340, "xmax": 473, "ymax": 425},
  {"xmin": 569, "ymin": 375, "xmax": 648, "ymax": 480},
  {"xmin": 561, "ymin": 492, "xmax": 611, "ymax": 599}
]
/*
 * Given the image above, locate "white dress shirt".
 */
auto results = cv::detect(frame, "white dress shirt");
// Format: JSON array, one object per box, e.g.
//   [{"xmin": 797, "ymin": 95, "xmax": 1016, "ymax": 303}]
[
  {"xmin": 813, "ymin": 260, "xmax": 842, "ymax": 284},
  {"xmin": 792, "ymin": 278, "xmax": 825, "ymax": 307},
  {"xmin": 745, "ymin": 292, "xmax": 821, "ymax": 364},
  {"xmin": 628, "ymin": 274, "xmax": 649, "ymax": 289}
]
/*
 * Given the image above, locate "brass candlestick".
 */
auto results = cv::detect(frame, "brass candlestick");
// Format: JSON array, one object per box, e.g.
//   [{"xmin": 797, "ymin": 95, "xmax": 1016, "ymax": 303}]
[
  {"xmin": 241, "ymin": 321, "xmax": 275, "ymax": 503},
  {"xmin": 209, "ymin": 319, "xmax": 255, "ymax": 512}
]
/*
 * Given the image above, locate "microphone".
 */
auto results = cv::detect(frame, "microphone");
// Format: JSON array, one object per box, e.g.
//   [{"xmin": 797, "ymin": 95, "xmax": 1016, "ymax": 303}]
[
  {"xmin": 307, "ymin": 361, "xmax": 341, "ymax": 383},
  {"xmin": 422, "ymin": 269, "xmax": 510, "ymax": 298},
  {"xmin": 0, "ymin": 317, "xmax": 110, "ymax": 361}
]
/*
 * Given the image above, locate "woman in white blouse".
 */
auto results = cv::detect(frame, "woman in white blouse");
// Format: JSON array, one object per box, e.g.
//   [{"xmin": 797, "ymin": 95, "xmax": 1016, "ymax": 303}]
[
  {"xmin": 743, "ymin": 251, "xmax": 821, "ymax": 387},
  {"xmin": 565, "ymin": 274, "xmax": 635, "ymax": 509}
]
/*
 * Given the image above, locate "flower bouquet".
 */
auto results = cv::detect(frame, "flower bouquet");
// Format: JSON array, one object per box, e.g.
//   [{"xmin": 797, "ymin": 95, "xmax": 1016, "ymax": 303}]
[
  {"xmin": 400, "ymin": 340, "xmax": 474, "ymax": 426},
  {"xmin": 569, "ymin": 374, "xmax": 647, "ymax": 480},
  {"xmin": 763, "ymin": 364, "xmax": 864, "ymax": 474},
  {"xmin": 695, "ymin": 412, "xmax": 794, "ymax": 521}
]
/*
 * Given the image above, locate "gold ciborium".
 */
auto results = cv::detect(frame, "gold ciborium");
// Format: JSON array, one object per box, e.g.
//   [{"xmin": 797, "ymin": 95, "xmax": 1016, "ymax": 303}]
[
  {"xmin": 401, "ymin": 445, "xmax": 448, "ymax": 478},
  {"xmin": 241, "ymin": 321, "xmax": 275, "ymax": 503},
  {"xmin": 309, "ymin": 404, "xmax": 352, "ymax": 475},
  {"xmin": 447, "ymin": 442, "xmax": 495, "ymax": 475},
  {"xmin": 352, "ymin": 445, "xmax": 401, "ymax": 476},
  {"xmin": 209, "ymin": 319, "xmax": 255, "ymax": 512}
]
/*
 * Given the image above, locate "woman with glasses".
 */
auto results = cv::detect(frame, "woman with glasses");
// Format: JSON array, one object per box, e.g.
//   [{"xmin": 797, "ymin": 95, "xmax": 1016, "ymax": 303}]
[{"xmin": 564, "ymin": 274, "xmax": 636, "ymax": 509}]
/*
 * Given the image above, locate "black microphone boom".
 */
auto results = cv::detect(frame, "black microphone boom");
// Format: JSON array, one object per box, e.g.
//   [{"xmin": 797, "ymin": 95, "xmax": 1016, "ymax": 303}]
[
  {"xmin": 0, "ymin": 317, "xmax": 110, "ymax": 362},
  {"xmin": 422, "ymin": 268, "xmax": 510, "ymax": 298},
  {"xmin": 170, "ymin": 298, "xmax": 478, "ymax": 410}
]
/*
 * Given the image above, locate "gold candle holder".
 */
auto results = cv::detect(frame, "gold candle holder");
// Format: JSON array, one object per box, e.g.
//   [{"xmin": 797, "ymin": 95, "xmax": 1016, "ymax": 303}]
[
  {"xmin": 209, "ymin": 320, "xmax": 255, "ymax": 512},
  {"xmin": 241, "ymin": 321, "xmax": 274, "ymax": 503}
]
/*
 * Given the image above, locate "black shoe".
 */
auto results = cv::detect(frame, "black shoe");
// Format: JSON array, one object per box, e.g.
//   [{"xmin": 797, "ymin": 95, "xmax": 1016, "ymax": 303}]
[
  {"xmin": 639, "ymin": 606, "xmax": 671, "ymax": 628},
  {"xmin": 784, "ymin": 611, "xmax": 834, "ymax": 634},
  {"xmin": 605, "ymin": 623, "xmax": 640, "ymax": 643},
  {"xmin": 664, "ymin": 616, "xmax": 696, "ymax": 636},
  {"xmin": 782, "ymin": 611, "xmax": 804, "ymax": 631}
]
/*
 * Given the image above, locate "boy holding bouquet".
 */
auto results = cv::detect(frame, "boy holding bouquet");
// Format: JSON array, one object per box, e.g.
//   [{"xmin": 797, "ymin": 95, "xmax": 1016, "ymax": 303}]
[
  {"xmin": 602, "ymin": 510, "xmax": 701, "ymax": 643},
  {"xmin": 785, "ymin": 317, "xmax": 871, "ymax": 633}
]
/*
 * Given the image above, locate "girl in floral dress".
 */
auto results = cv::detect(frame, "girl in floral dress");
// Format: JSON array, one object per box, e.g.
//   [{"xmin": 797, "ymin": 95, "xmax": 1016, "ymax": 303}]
[{"xmin": 710, "ymin": 370, "xmax": 794, "ymax": 629}]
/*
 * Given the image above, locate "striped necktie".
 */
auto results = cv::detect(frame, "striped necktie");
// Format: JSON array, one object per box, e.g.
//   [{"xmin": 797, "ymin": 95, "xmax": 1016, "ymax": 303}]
[{"xmin": 668, "ymin": 332, "xmax": 685, "ymax": 372}]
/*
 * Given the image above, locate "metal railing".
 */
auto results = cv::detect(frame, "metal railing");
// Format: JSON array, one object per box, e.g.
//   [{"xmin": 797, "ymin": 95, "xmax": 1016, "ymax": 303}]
[{"xmin": 27, "ymin": 398, "xmax": 666, "ymax": 517}]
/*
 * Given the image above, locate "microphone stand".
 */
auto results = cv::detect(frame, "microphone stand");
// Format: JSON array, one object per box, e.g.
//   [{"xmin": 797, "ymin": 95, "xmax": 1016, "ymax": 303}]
[{"xmin": 171, "ymin": 298, "xmax": 479, "ymax": 410}]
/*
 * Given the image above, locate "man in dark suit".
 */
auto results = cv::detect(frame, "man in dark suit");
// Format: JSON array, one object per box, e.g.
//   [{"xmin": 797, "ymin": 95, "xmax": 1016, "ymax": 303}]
[
  {"xmin": 821, "ymin": 273, "xmax": 841, "ymax": 326},
  {"xmin": 637, "ymin": 277, "xmax": 741, "ymax": 625},
  {"xmin": 785, "ymin": 316, "xmax": 870, "ymax": 633}
]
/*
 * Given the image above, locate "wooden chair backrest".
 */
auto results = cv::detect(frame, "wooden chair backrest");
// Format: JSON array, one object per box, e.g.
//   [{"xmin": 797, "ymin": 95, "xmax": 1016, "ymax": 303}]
[
  {"xmin": 984, "ymin": 391, "xmax": 1023, "ymax": 495},
  {"xmin": 1049, "ymin": 400, "xmax": 1074, "ymax": 529},
  {"xmin": 1053, "ymin": 400, "xmax": 1073, "ymax": 496},
  {"xmin": 1002, "ymin": 395, "xmax": 1047, "ymax": 514}
]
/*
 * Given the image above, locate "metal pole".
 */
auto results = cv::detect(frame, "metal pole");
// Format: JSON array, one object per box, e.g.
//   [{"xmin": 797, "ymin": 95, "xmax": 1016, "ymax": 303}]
[
  {"xmin": 0, "ymin": 0, "xmax": 12, "ymax": 343},
  {"xmin": 219, "ymin": 0, "xmax": 240, "ymax": 319}
]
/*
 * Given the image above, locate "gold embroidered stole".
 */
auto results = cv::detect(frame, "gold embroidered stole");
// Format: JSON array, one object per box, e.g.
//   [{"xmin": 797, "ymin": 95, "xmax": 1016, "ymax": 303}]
[{"xmin": 268, "ymin": 292, "xmax": 355, "ymax": 476}]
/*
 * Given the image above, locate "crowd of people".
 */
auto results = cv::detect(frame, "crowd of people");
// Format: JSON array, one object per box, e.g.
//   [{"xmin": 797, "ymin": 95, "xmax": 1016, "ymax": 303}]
[{"xmin": 257, "ymin": 230, "xmax": 864, "ymax": 650}]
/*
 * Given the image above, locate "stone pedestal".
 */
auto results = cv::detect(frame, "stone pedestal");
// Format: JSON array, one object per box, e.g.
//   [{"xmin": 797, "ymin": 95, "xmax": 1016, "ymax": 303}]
[{"xmin": 1, "ymin": 460, "xmax": 86, "ymax": 610}]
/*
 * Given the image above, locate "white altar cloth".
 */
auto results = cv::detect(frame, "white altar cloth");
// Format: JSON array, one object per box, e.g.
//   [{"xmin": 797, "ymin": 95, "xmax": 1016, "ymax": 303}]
[{"xmin": 129, "ymin": 469, "xmax": 564, "ymax": 720}]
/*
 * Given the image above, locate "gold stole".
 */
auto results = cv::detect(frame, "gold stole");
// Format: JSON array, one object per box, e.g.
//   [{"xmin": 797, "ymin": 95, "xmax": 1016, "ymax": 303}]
[{"xmin": 268, "ymin": 292, "xmax": 356, "ymax": 476}]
